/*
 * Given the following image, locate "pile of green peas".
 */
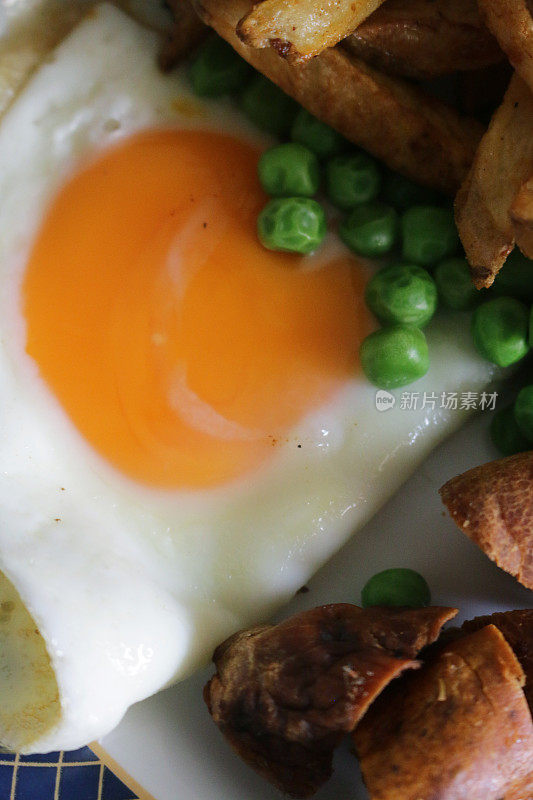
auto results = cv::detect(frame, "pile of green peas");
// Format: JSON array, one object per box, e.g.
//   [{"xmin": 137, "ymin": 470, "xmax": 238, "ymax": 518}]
[{"xmin": 187, "ymin": 35, "xmax": 533, "ymax": 393}]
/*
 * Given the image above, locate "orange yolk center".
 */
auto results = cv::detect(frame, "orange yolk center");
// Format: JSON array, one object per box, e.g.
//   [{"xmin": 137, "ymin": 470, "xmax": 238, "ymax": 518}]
[{"xmin": 24, "ymin": 129, "xmax": 371, "ymax": 489}]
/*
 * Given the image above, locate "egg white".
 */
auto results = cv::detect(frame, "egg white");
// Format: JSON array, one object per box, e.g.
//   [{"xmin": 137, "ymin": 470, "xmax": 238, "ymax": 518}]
[{"xmin": 0, "ymin": 3, "xmax": 499, "ymax": 752}]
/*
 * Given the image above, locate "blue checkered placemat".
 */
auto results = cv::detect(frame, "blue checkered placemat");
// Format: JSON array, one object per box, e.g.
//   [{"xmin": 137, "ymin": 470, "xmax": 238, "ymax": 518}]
[{"xmin": 0, "ymin": 745, "xmax": 151, "ymax": 800}]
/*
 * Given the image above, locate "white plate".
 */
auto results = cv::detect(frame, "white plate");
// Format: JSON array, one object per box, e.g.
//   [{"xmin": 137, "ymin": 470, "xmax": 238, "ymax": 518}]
[{"xmin": 102, "ymin": 410, "xmax": 532, "ymax": 800}]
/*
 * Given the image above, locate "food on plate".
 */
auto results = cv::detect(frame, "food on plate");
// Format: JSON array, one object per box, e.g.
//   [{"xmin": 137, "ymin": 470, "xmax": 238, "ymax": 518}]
[
  {"xmin": 354, "ymin": 624, "xmax": 533, "ymax": 800},
  {"xmin": 472, "ymin": 296, "xmax": 530, "ymax": 367},
  {"xmin": 381, "ymin": 169, "xmax": 441, "ymax": 209},
  {"xmin": 326, "ymin": 152, "xmax": 381, "ymax": 210},
  {"xmin": 158, "ymin": 0, "xmax": 207, "ymax": 71},
  {"xmin": 365, "ymin": 264, "xmax": 437, "ymax": 328},
  {"xmin": 490, "ymin": 404, "xmax": 532, "ymax": 455},
  {"xmin": 359, "ymin": 324, "xmax": 429, "ymax": 389},
  {"xmin": 455, "ymin": 74, "xmax": 533, "ymax": 288},
  {"xmin": 462, "ymin": 609, "xmax": 533, "ymax": 710},
  {"xmin": 0, "ymin": 2, "xmax": 500, "ymax": 754},
  {"xmin": 204, "ymin": 603, "xmax": 456, "ymax": 797},
  {"xmin": 478, "ymin": 0, "xmax": 533, "ymax": 93},
  {"xmin": 511, "ymin": 175, "xmax": 533, "ymax": 259},
  {"xmin": 186, "ymin": 29, "xmax": 506, "ymax": 392},
  {"xmin": 291, "ymin": 108, "xmax": 346, "ymax": 159},
  {"xmin": 0, "ymin": 0, "xmax": 88, "ymax": 116},
  {"xmin": 457, "ymin": 61, "xmax": 512, "ymax": 118},
  {"xmin": 188, "ymin": 33, "xmax": 252, "ymax": 95},
  {"xmin": 401, "ymin": 205, "xmax": 459, "ymax": 265},
  {"xmin": 190, "ymin": 0, "xmax": 483, "ymax": 194},
  {"xmin": 248, "ymin": 106, "xmax": 528, "ymax": 383},
  {"xmin": 236, "ymin": 0, "xmax": 388, "ymax": 63},
  {"xmin": 434, "ymin": 257, "xmax": 480, "ymax": 311},
  {"xmin": 440, "ymin": 451, "xmax": 533, "ymax": 590},
  {"xmin": 257, "ymin": 143, "xmax": 321, "ymax": 198},
  {"xmin": 0, "ymin": 0, "xmax": 187, "ymax": 116},
  {"xmin": 514, "ymin": 386, "xmax": 533, "ymax": 442},
  {"xmin": 491, "ymin": 247, "xmax": 533, "ymax": 301},
  {"xmin": 182, "ymin": 0, "xmax": 533, "ymax": 289},
  {"xmin": 361, "ymin": 567, "xmax": 431, "ymax": 607},
  {"xmin": 257, "ymin": 197, "xmax": 327, "ymax": 253},
  {"xmin": 204, "ymin": 601, "xmax": 533, "ymax": 797},
  {"xmin": 344, "ymin": 0, "xmax": 503, "ymax": 80},
  {"xmin": 339, "ymin": 201, "xmax": 399, "ymax": 258}
]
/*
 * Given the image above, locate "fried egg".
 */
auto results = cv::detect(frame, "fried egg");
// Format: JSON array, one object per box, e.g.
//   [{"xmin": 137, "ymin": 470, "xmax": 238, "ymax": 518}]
[{"xmin": 0, "ymin": 3, "xmax": 499, "ymax": 753}]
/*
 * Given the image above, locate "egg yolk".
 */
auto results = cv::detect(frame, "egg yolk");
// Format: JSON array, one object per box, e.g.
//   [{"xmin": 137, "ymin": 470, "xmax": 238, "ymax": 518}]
[{"xmin": 24, "ymin": 130, "xmax": 371, "ymax": 489}]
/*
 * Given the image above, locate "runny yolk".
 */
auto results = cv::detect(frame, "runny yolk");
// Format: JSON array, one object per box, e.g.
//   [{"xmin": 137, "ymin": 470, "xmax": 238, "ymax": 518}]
[{"xmin": 24, "ymin": 129, "xmax": 371, "ymax": 489}]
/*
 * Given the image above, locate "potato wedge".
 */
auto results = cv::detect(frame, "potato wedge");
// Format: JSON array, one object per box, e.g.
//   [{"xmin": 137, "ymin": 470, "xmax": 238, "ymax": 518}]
[
  {"xmin": 190, "ymin": 0, "xmax": 482, "ymax": 194},
  {"xmin": 343, "ymin": 0, "xmax": 502, "ymax": 80},
  {"xmin": 236, "ymin": 0, "xmax": 388, "ymax": 63},
  {"xmin": 440, "ymin": 451, "xmax": 533, "ymax": 590},
  {"xmin": 354, "ymin": 625, "xmax": 533, "ymax": 800},
  {"xmin": 455, "ymin": 73, "xmax": 533, "ymax": 287},
  {"xmin": 511, "ymin": 176, "xmax": 533, "ymax": 258},
  {"xmin": 479, "ymin": 0, "xmax": 533, "ymax": 93}
]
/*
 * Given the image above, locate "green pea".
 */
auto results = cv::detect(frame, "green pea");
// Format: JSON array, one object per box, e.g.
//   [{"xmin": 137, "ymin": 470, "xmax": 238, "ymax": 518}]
[
  {"xmin": 362, "ymin": 568, "xmax": 431, "ymax": 608},
  {"xmin": 360, "ymin": 324, "xmax": 429, "ymax": 389},
  {"xmin": 472, "ymin": 297, "xmax": 530, "ymax": 367},
  {"xmin": 339, "ymin": 202, "xmax": 398, "ymax": 258},
  {"xmin": 257, "ymin": 197, "xmax": 326, "ymax": 254},
  {"xmin": 365, "ymin": 264, "xmax": 437, "ymax": 327},
  {"xmin": 291, "ymin": 109, "xmax": 346, "ymax": 159},
  {"xmin": 189, "ymin": 36, "xmax": 252, "ymax": 97},
  {"xmin": 381, "ymin": 170, "xmax": 442, "ymax": 210},
  {"xmin": 514, "ymin": 385, "xmax": 533, "ymax": 442},
  {"xmin": 401, "ymin": 206, "xmax": 459, "ymax": 266},
  {"xmin": 257, "ymin": 143, "xmax": 320, "ymax": 198},
  {"xmin": 434, "ymin": 257, "xmax": 479, "ymax": 311},
  {"xmin": 490, "ymin": 405, "xmax": 530, "ymax": 456},
  {"xmin": 491, "ymin": 249, "xmax": 533, "ymax": 303},
  {"xmin": 240, "ymin": 75, "xmax": 298, "ymax": 136},
  {"xmin": 326, "ymin": 152, "xmax": 381, "ymax": 210}
]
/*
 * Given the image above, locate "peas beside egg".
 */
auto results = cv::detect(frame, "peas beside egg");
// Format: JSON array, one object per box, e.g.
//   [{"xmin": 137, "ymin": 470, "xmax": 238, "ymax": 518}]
[
  {"xmin": 359, "ymin": 325, "xmax": 429, "ymax": 390},
  {"xmin": 325, "ymin": 152, "xmax": 382, "ymax": 211},
  {"xmin": 339, "ymin": 202, "xmax": 399, "ymax": 258},
  {"xmin": 257, "ymin": 197, "xmax": 326, "ymax": 254},
  {"xmin": 472, "ymin": 297, "xmax": 530, "ymax": 368},
  {"xmin": 258, "ymin": 143, "xmax": 320, "ymax": 198},
  {"xmin": 291, "ymin": 108, "xmax": 346, "ymax": 160},
  {"xmin": 188, "ymin": 35, "xmax": 252, "ymax": 97},
  {"xmin": 188, "ymin": 38, "xmax": 533, "ymax": 396},
  {"xmin": 365, "ymin": 264, "xmax": 437, "ymax": 327}
]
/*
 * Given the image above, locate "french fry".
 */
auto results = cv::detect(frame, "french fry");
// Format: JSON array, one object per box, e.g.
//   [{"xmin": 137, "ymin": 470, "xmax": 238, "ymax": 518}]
[
  {"xmin": 511, "ymin": 176, "xmax": 533, "ymax": 258},
  {"xmin": 343, "ymin": 0, "xmax": 502, "ymax": 80},
  {"xmin": 478, "ymin": 0, "xmax": 533, "ymax": 94},
  {"xmin": 236, "ymin": 0, "xmax": 388, "ymax": 63},
  {"xmin": 455, "ymin": 74, "xmax": 533, "ymax": 288},
  {"xmin": 190, "ymin": 0, "xmax": 483, "ymax": 194}
]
